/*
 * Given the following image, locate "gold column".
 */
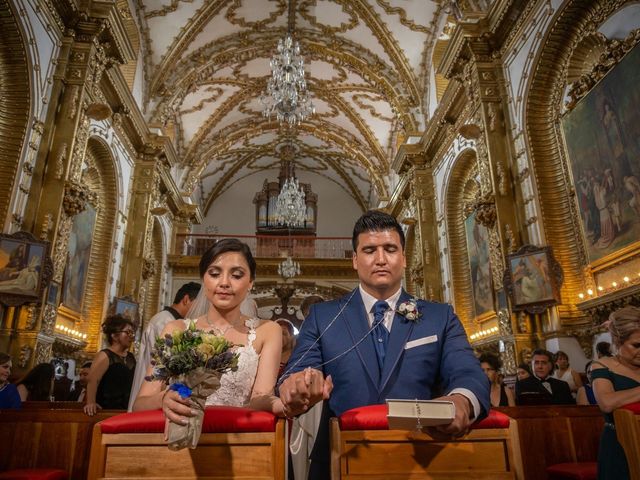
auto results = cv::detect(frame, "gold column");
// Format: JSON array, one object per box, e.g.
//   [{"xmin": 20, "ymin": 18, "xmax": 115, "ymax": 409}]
[
  {"xmin": 119, "ymin": 155, "xmax": 160, "ymax": 321},
  {"xmin": 409, "ymin": 164, "xmax": 443, "ymax": 302},
  {"xmin": 18, "ymin": 26, "xmax": 111, "ymax": 363}
]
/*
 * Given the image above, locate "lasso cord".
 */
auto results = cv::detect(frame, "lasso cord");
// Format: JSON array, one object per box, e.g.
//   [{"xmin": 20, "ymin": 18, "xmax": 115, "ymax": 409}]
[{"xmin": 277, "ymin": 291, "xmax": 416, "ymax": 386}]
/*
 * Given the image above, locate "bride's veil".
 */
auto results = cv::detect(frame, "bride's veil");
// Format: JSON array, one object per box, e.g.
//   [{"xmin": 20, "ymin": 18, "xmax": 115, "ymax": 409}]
[{"xmin": 185, "ymin": 287, "xmax": 209, "ymax": 320}]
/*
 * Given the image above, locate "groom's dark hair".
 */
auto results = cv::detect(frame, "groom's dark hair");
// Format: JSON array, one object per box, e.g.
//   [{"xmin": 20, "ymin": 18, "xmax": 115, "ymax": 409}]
[{"xmin": 352, "ymin": 210, "xmax": 405, "ymax": 251}]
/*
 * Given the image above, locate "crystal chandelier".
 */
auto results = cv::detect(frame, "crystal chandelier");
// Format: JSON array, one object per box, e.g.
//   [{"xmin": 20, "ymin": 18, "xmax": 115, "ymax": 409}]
[
  {"xmin": 278, "ymin": 256, "xmax": 301, "ymax": 280},
  {"xmin": 260, "ymin": 11, "xmax": 315, "ymax": 126},
  {"xmin": 274, "ymin": 143, "xmax": 307, "ymax": 228},
  {"xmin": 275, "ymin": 175, "xmax": 306, "ymax": 228}
]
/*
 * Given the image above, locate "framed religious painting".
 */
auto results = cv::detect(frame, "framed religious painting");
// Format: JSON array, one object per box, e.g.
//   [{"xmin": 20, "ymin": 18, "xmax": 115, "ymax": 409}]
[
  {"xmin": 0, "ymin": 231, "xmax": 53, "ymax": 306},
  {"xmin": 61, "ymin": 203, "xmax": 97, "ymax": 314},
  {"xmin": 503, "ymin": 245, "xmax": 563, "ymax": 314},
  {"xmin": 111, "ymin": 296, "xmax": 139, "ymax": 326},
  {"xmin": 46, "ymin": 281, "xmax": 61, "ymax": 307},
  {"xmin": 464, "ymin": 214, "xmax": 495, "ymax": 320},
  {"xmin": 561, "ymin": 40, "xmax": 640, "ymax": 268}
]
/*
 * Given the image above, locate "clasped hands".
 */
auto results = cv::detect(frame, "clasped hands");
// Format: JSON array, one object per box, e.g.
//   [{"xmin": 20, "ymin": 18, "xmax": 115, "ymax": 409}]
[{"xmin": 279, "ymin": 368, "xmax": 333, "ymax": 417}]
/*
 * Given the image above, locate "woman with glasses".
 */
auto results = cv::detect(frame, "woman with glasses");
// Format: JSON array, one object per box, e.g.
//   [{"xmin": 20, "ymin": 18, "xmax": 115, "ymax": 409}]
[
  {"xmin": 84, "ymin": 314, "xmax": 136, "ymax": 415},
  {"xmin": 479, "ymin": 352, "xmax": 515, "ymax": 407}
]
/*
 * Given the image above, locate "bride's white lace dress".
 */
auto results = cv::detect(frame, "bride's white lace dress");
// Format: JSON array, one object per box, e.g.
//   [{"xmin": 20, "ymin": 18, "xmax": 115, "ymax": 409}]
[{"xmin": 183, "ymin": 318, "xmax": 260, "ymax": 407}]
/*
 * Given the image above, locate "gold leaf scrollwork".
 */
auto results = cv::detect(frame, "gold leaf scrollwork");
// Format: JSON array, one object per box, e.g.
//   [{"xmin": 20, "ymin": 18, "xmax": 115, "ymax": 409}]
[
  {"xmin": 34, "ymin": 339, "xmax": 53, "ymax": 364},
  {"xmin": 565, "ymin": 29, "xmax": 640, "ymax": 110},
  {"xmin": 18, "ymin": 344, "xmax": 32, "ymax": 368},
  {"xmin": 472, "ymin": 195, "xmax": 496, "ymax": 229},
  {"xmin": 63, "ymin": 181, "xmax": 96, "ymax": 216},
  {"xmin": 24, "ymin": 304, "xmax": 38, "ymax": 330},
  {"xmin": 501, "ymin": 340, "xmax": 517, "ymax": 375},
  {"xmin": 42, "ymin": 304, "xmax": 57, "ymax": 334},
  {"xmin": 142, "ymin": 257, "xmax": 156, "ymax": 281}
]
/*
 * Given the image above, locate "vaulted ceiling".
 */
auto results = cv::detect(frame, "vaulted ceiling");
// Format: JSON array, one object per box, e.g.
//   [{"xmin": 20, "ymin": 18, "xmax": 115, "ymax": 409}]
[{"xmin": 133, "ymin": 0, "xmax": 449, "ymax": 214}]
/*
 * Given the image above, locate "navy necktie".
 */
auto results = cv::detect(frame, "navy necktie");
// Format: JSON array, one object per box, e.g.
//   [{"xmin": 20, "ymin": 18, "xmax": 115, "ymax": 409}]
[{"xmin": 371, "ymin": 300, "xmax": 390, "ymax": 372}]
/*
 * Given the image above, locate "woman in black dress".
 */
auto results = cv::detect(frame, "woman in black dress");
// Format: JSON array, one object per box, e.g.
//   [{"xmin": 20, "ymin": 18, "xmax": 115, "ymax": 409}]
[
  {"xmin": 480, "ymin": 352, "xmax": 515, "ymax": 407},
  {"xmin": 84, "ymin": 314, "xmax": 136, "ymax": 414}
]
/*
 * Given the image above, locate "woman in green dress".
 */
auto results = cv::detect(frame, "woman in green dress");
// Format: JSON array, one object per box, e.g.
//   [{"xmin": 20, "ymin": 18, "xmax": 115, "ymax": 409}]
[{"xmin": 591, "ymin": 306, "xmax": 640, "ymax": 480}]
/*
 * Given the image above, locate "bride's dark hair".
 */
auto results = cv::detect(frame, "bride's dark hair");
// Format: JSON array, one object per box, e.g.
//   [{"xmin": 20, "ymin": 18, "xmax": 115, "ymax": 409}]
[{"xmin": 198, "ymin": 238, "xmax": 256, "ymax": 280}]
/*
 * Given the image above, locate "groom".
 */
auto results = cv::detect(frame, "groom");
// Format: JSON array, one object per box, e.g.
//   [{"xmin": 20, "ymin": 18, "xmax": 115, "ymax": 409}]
[{"xmin": 279, "ymin": 210, "xmax": 490, "ymax": 476}]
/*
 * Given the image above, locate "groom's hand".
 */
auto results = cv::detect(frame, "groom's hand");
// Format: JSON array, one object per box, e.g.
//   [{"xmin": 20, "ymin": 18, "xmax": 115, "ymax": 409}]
[
  {"xmin": 279, "ymin": 368, "xmax": 332, "ymax": 417},
  {"xmin": 426, "ymin": 394, "xmax": 473, "ymax": 440}
]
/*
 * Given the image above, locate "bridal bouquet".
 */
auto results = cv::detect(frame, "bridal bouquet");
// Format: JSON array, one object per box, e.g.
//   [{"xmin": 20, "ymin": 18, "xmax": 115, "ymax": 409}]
[{"xmin": 145, "ymin": 321, "xmax": 238, "ymax": 450}]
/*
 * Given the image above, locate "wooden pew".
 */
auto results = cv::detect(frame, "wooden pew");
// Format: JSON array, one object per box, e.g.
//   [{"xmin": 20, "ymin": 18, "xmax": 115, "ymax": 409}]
[
  {"xmin": 88, "ymin": 407, "xmax": 286, "ymax": 480},
  {"xmin": 330, "ymin": 405, "xmax": 521, "ymax": 479},
  {"xmin": 613, "ymin": 403, "xmax": 640, "ymax": 480},
  {"xmin": 0, "ymin": 403, "xmax": 123, "ymax": 479},
  {"xmin": 495, "ymin": 405, "xmax": 604, "ymax": 480}
]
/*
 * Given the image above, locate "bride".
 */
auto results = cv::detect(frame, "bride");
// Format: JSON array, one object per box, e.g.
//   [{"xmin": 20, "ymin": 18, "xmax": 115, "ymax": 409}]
[{"xmin": 133, "ymin": 238, "xmax": 288, "ymax": 423}]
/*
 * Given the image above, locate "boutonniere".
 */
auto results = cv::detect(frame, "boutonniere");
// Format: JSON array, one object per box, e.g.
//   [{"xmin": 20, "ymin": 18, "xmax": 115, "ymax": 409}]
[{"xmin": 397, "ymin": 299, "xmax": 422, "ymax": 322}]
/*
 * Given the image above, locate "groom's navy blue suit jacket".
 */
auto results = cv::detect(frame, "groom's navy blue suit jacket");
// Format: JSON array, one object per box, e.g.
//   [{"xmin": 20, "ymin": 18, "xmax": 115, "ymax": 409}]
[{"xmin": 285, "ymin": 288, "xmax": 490, "ymax": 418}]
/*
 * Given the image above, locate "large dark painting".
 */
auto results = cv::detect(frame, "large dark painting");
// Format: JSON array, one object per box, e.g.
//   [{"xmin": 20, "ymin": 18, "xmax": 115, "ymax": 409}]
[
  {"xmin": 464, "ymin": 214, "xmax": 494, "ymax": 319},
  {"xmin": 562, "ymin": 43, "xmax": 640, "ymax": 263},
  {"xmin": 62, "ymin": 204, "xmax": 97, "ymax": 312}
]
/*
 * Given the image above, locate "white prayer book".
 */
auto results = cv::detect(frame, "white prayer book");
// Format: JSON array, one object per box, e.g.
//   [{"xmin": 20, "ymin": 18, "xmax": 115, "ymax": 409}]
[{"xmin": 386, "ymin": 399, "xmax": 456, "ymax": 430}]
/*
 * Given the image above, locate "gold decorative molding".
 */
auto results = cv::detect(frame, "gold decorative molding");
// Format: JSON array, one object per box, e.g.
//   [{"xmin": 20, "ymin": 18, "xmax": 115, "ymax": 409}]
[
  {"xmin": 525, "ymin": 0, "xmax": 630, "ymax": 324},
  {"xmin": 445, "ymin": 149, "xmax": 480, "ymax": 330},
  {"xmin": 565, "ymin": 28, "xmax": 640, "ymax": 110},
  {"xmin": 0, "ymin": 0, "xmax": 30, "ymax": 227}
]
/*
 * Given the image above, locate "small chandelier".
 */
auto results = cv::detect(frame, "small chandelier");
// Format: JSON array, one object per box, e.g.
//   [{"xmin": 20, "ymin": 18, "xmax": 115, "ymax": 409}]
[
  {"xmin": 278, "ymin": 256, "xmax": 301, "ymax": 280},
  {"xmin": 260, "ymin": 2, "xmax": 314, "ymax": 126}
]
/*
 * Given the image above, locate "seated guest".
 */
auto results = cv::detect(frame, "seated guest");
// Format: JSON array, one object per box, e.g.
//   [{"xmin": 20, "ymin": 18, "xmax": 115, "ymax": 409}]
[
  {"xmin": 576, "ymin": 361, "xmax": 597, "ymax": 406},
  {"xmin": 516, "ymin": 362, "xmax": 532, "ymax": 381},
  {"xmin": 515, "ymin": 349, "xmax": 575, "ymax": 405},
  {"xmin": 591, "ymin": 306, "xmax": 640, "ymax": 480},
  {"xmin": 16, "ymin": 362, "xmax": 55, "ymax": 401},
  {"xmin": 479, "ymin": 353, "xmax": 515, "ymax": 407},
  {"xmin": 552, "ymin": 350, "xmax": 583, "ymax": 397},
  {"xmin": 69, "ymin": 362, "xmax": 91, "ymax": 402},
  {"xmin": 84, "ymin": 314, "xmax": 136, "ymax": 415},
  {"xmin": 0, "ymin": 352, "xmax": 21, "ymax": 408}
]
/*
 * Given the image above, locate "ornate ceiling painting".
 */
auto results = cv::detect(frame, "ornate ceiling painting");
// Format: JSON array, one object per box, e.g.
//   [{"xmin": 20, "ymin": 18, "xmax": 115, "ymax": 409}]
[{"xmin": 135, "ymin": 0, "xmax": 446, "ymax": 215}]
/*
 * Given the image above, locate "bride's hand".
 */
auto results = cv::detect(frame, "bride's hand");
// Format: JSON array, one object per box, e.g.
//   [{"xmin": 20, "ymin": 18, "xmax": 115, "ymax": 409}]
[{"xmin": 162, "ymin": 389, "xmax": 195, "ymax": 426}]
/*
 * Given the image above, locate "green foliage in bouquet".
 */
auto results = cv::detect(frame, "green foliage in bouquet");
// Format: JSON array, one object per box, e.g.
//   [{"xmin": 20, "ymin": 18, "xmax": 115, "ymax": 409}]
[{"xmin": 145, "ymin": 321, "xmax": 239, "ymax": 383}]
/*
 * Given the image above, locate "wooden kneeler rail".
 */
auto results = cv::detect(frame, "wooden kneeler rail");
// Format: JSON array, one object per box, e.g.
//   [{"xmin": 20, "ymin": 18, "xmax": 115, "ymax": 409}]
[
  {"xmin": 330, "ymin": 407, "xmax": 522, "ymax": 480},
  {"xmin": 87, "ymin": 408, "xmax": 286, "ymax": 480}
]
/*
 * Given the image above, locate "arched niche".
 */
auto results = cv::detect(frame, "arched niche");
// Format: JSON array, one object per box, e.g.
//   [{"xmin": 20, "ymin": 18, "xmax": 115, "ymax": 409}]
[
  {"xmin": 524, "ymin": 0, "xmax": 637, "ymax": 322},
  {"xmin": 74, "ymin": 137, "xmax": 118, "ymax": 352},
  {"xmin": 444, "ymin": 148, "xmax": 483, "ymax": 331},
  {"xmin": 0, "ymin": 0, "xmax": 30, "ymax": 226},
  {"xmin": 143, "ymin": 218, "xmax": 165, "ymax": 326}
]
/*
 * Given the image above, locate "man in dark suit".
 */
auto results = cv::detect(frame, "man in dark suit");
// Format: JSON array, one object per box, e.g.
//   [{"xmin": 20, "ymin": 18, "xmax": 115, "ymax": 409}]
[
  {"xmin": 516, "ymin": 349, "xmax": 575, "ymax": 405},
  {"xmin": 279, "ymin": 210, "xmax": 490, "ymax": 478}
]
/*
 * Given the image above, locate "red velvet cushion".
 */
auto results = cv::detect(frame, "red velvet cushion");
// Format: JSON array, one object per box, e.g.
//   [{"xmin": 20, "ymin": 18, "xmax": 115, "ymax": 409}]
[
  {"xmin": 0, "ymin": 469, "xmax": 68, "ymax": 480},
  {"xmin": 621, "ymin": 402, "xmax": 640, "ymax": 414},
  {"xmin": 546, "ymin": 462, "xmax": 598, "ymax": 480},
  {"xmin": 474, "ymin": 409, "xmax": 510, "ymax": 429},
  {"xmin": 99, "ymin": 406, "xmax": 277, "ymax": 434},
  {"xmin": 339, "ymin": 404, "xmax": 388, "ymax": 430},
  {"xmin": 338, "ymin": 404, "xmax": 510, "ymax": 431}
]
